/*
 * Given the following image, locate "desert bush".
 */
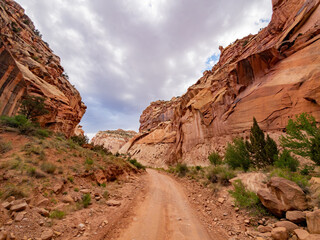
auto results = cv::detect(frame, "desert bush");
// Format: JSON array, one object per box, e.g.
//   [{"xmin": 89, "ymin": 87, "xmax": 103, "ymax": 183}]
[
  {"xmin": 208, "ymin": 151, "xmax": 222, "ymax": 166},
  {"xmin": 41, "ymin": 162, "xmax": 57, "ymax": 174},
  {"xmin": 0, "ymin": 141, "xmax": 12, "ymax": 154},
  {"xmin": 175, "ymin": 163, "xmax": 189, "ymax": 177},
  {"xmin": 1, "ymin": 184, "xmax": 27, "ymax": 199},
  {"xmin": 85, "ymin": 157, "xmax": 94, "ymax": 165},
  {"xmin": 129, "ymin": 158, "xmax": 145, "ymax": 170},
  {"xmin": 274, "ymin": 149, "xmax": 299, "ymax": 172},
  {"xmin": 225, "ymin": 138, "xmax": 251, "ymax": 171},
  {"xmin": 280, "ymin": 113, "xmax": 320, "ymax": 165},
  {"xmin": 229, "ymin": 180, "xmax": 268, "ymax": 216},
  {"xmin": 70, "ymin": 135, "xmax": 89, "ymax": 146},
  {"xmin": 103, "ymin": 190, "xmax": 109, "ymax": 200},
  {"xmin": 300, "ymin": 165, "xmax": 314, "ymax": 176},
  {"xmin": 246, "ymin": 118, "xmax": 278, "ymax": 168},
  {"xmin": 49, "ymin": 210, "xmax": 65, "ymax": 219},
  {"xmin": 82, "ymin": 193, "xmax": 91, "ymax": 208},
  {"xmin": 27, "ymin": 166, "xmax": 37, "ymax": 177},
  {"xmin": 206, "ymin": 168, "xmax": 218, "ymax": 183},
  {"xmin": 19, "ymin": 95, "xmax": 49, "ymax": 121},
  {"xmin": 207, "ymin": 166, "xmax": 236, "ymax": 185}
]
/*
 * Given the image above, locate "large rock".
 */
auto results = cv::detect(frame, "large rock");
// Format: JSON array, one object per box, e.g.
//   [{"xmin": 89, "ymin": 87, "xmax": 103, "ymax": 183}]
[
  {"xmin": 306, "ymin": 210, "xmax": 320, "ymax": 234},
  {"xmin": 269, "ymin": 177, "xmax": 308, "ymax": 211},
  {"xmin": 120, "ymin": 0, "xmax": 320, "ymax": 166},
  {"xmin": 91, "ymin": 130, "xmax": 137, "ymax": 154},
  {"xmin": 275, "ymin": 221, "xmax": 299, "ymax": 233},
  {"xmin": 286, "ymin": 211, "xmax": 306, "ymax": 224},
  {"xmin": 258, "ymin": 177, "xmax": 307, "ymax": 217},
  {"xmin": 0, "ymin": 0, "xmax": 86, "ymax": 136},
  {"xmin": 271, "ymin": 227, "xmax": 288, "ymax": 240}
]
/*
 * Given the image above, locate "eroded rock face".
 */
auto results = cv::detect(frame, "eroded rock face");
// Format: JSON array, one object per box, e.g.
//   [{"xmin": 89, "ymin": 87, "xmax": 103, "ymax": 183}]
[
  {"xmin": 126, "ymin": 0, "xmax": 320, "ymax": 166},
  {"xmin": 0, "ymin": 0, "xmax": 86, "ymax": 136},
  {"xmin": 91, "ymin": 129, "xmax": 137, "ymax": 154}
]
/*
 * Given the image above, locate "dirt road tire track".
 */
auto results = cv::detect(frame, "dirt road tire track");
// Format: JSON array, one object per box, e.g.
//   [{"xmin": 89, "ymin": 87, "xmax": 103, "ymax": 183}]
[{"xmin": 114, "ymin": 169, "xmax": 215, "ymax": 240}]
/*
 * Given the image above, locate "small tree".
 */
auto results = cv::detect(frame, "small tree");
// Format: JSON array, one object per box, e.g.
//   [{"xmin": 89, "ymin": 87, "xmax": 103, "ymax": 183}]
[
  {"xmin": 19, "ymin": 95, "xmax": 49, "ymax": 121},
  {"xmin": 225, "ymin": 138, "xmax": 251, "ymax": 172},
  {"xmin": 246, "ymin": 117, "xmax": 278, "ymax": 168},
  {"xmin": 208, "ymin": 151, "xmax": 222, "ymax": 166},
  {"xmin": 280, "ymin": 113, "xmax": 320, "ymax": 165}
]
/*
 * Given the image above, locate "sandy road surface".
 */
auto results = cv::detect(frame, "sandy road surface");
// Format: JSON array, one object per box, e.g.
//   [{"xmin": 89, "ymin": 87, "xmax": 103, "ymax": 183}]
[{"xmin": 116, "ymin": 169, "xmax": 213, "ymax": 240}]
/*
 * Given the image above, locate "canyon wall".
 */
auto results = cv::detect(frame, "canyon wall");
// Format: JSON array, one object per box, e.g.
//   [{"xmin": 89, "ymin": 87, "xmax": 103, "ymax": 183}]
[
  {"xmin": 0, "ymin": 0, "xmax": 86, "ymax": 136},
  {"xmin": 92, "ymin": 129, "xmax": 137, "ymax": 155},
  {"xmin": 120, "ymin": 0, "xmax": 320, "ymax": 167}
]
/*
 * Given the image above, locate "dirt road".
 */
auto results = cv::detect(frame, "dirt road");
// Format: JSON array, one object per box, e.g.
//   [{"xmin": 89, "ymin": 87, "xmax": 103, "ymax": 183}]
[{"xmin": 116, "ymin": 169, "xmax": 213, "ymax": 240}]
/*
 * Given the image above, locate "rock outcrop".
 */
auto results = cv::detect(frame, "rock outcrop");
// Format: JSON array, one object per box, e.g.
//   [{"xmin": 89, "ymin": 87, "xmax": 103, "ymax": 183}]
[
  {"xmin": 0, "ymin": 0, "xmax": 86, "ymax": 136},
  {"xmin": 122, "ymin": 0, "xmax": 320, "ymax": 167},
  {"xmin": 91, "ymin": 129, "xmax": 137, "ymax": 154}
]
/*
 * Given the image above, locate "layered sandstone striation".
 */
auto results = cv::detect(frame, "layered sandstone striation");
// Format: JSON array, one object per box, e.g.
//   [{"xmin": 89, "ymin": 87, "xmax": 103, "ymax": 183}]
[
  {"xmin": 122, "ymin": 0, "xmax": 320, "ymax": 167},
  {"xmin": 0, "ymin": 0, "xmax": 86, "ymax": 136},
  {"xmin": 91, "ymin": 129, "xmax": 137, "ymax": 154}
]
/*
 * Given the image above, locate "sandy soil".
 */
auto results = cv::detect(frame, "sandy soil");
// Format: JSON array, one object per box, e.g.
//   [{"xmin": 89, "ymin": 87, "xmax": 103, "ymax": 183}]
[{"xmin": 113, "ymin": 169, "xmax": 223, "ymax": 240}]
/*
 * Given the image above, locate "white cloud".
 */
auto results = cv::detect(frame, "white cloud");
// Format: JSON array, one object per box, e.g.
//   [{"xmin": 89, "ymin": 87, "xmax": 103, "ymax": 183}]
[{"xmin": 16, "ymin": 0, "xmax": 272, "ymax": 135}]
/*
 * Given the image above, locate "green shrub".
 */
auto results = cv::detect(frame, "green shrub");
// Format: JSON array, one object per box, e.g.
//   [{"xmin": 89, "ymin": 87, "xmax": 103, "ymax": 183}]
[
  {"xmin": 246, "ymin": 117, "xmax": 278, "ymax": 168},
  {"xmin": 103, "ymin": 190, "xmax": 109, "ymax": 200},
  {"xmin": 208, "ymin": 151, "xmax": 222, "ymax": 166},
  {"xmin": 280, "ymin": 113, "xmax": 320, "ymax": 165},
  {"xmin": 175, "ymin": 163, "xmax": 188, "ymax": 177},
  {"xmin": 129, "ymin": 159, "xmax": 145, "ymax": 170},
  {"xmin": 67, "ymin": 176, "xmax": 74, "ymax": 183},
  {"xmin": 0, "ymin": 141, "xmax": 12, "ymax": 154},
  {"xmin": 27, "ymin": 166, "xmax": 37, "ymax": 177},
  {"xmin": 229, "ymin": 180, "xmax": 268, "ymax": 216},
  {"xmin": 70, "ymin": 135, "xmax": 89, "ymax": 146},
  {"xmin": 195, "ymin": 166, "xmax": 202, "ymax": 171},
  {"xmin": 225, "ymin": 138, "xmax": 251, "ymax": 171},
  {"xmin": 85, "ymin": 157, "xmax": 94, "ymax": 165},
  {"xmin": 82, "ymin": 193, "xmax": 91, "ymax": 208},
  {"xmin": 206, "ymin": 168, "xmax": 218, "ymax": 183},
  {"xmin": 19, "ymin": 95, "xmax": 49, "ymax": 121},
  {"xmin": 34, "ymin": 129, "xmax": 51, "ymax": 138},
  {"xmin": 275, "ymin": 149, "xmax": 299, "ymax": 172},
  {"xmin": 1, "ymin": 184, "xmax": 27, "ymax": 199},
  {"xmin": 300, "ymin": 165, "xmax": 314, "ymax": 176},
  {"xmin": 49, "ymin": 210, "xmax": 65, "ymax": 219},
  {"xmin": 41, "ymin": 162, "xmax": 56, "ymax": 174}
]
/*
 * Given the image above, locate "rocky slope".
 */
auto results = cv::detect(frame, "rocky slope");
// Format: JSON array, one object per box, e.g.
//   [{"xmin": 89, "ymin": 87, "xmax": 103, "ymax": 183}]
[
  {"xmin": 121, "ymin": 0, "xmax": 320, "ymax": 167},
  {"xmin": 91, "ymin": 129, "xmax": 137, "ymax": 154},
  {"xmin": 0, "ymin": 0, "xmax": 86, "ymax": 136}
]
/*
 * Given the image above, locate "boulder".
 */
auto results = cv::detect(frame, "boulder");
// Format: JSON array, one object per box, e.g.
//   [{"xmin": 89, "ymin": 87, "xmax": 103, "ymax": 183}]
[
  {"xmin": 275, "ymin": 221, "xmax": 299, "ymax": 233},
  {"xmin": 41, "ymin": 229, "xmax": 53, "ymax": 240},
  {"xmin": 286, "ymin": 211, "xmax": 306, "ymax": 224},
  {"xmin": 306, "ymin": 210, "xmax": 320, "ymax": 234},
  {"xmin": 268, "ymin": 177, "xmax": 308, "ymax": 211},
  {"xmin": 106, "ymin": 200, "xmax": 121, "ymax": 207},
  {"xmin": 36, "ymin": 208, "xmax": 50, "ymax": 217},
  {"xmin": 257, "ymin": 225, "xmax": 272, "ymax": 233},
  {"xmin": 271, "ymin": 227, "xmax": 289, "ymax": 240},
  {"xmin": 61, "ymin": 195, "xmax": 74, "ymax": 203},
  {"xmin": 53, "ymin": 182, "xmax": 64, "ymax": 193},
  {"xmin": 258, "ymin": 177, "xmax": 308, "ymax": 217},
  {"xmin": 257, "ymin": 189, "xmax": 286, "ymax": 217},
  {"xmin": 10, "ymin": 201, "xmax": 28, "ymax": 212}
]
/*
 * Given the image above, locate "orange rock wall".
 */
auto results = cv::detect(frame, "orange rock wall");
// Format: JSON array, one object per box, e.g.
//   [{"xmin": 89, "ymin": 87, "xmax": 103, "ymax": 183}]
[
  {"xmin": 0, "ymin": 0, "xmax": 86, "ymax": 136},
  {"xmin": 126, "ymin": 0, "xmax": 320, "ymax": 167}
]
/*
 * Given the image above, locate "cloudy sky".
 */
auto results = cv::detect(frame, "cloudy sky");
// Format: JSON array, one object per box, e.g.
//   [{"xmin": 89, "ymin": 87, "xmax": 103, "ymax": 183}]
[{"xmin": 16, "ymin": 0, "xmax": 272, "ymax": 138}]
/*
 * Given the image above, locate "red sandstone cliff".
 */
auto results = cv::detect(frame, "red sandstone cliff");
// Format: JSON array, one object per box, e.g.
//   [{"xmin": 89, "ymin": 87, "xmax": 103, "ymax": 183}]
[
  {"xmin": 121, "ymin": 0, "xmax": 320, "ymax": 167},
  {"xmin": 0, "ymin": 0, "xmax": 86, "ymax": 136}
]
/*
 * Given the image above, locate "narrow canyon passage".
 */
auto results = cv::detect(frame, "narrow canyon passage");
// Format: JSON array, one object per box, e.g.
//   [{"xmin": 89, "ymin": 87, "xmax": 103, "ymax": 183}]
[{"xmin": 115, "ymin": 169, "xmax": 213, "ymax": 240}]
